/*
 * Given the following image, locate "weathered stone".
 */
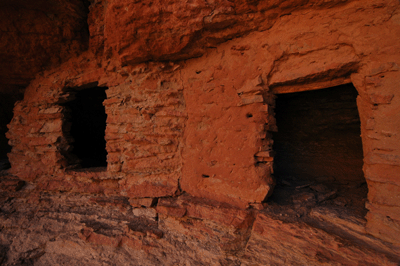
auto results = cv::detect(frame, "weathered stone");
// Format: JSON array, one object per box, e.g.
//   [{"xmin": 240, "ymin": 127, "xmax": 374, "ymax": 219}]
[
  {"xmin": 0, "ymin": 177, "xmax": 25, "ymax": 192},
  {"xmin": 367, "ymin": 181, "xmax": 400, "ymax": 207},
  {"xmin": 1, "ymin": 0, "xmax": 400, "ymax": 263},
  {"xmin": 129, "ymin": 198, "xmax": 156, "ymax": 208},
  {"xmin": 0, "ymin": 0, "xmax": 88, "ymax": 87},
  {"xmin": 244, "ymin": 211, "xmax": 398, "ymax": 265},
  {"xmin": 366, "ymin": 211, "xmax": 400, "ymax": 247}
]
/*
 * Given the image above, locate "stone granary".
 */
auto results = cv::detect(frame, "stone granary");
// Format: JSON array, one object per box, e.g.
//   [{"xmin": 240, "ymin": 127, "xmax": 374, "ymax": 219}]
[{"xmin": 1, "ymin": 0, "xmax": 400, "ymax": 264}]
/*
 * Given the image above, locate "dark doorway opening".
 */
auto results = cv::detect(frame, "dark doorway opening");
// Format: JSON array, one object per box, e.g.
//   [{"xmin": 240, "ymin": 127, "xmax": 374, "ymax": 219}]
[
  {"xmin": 269, "ymin": 84, "xmax": 367, "ymax": 217},
  {"xmin": 64, "ymin": 87, "xmax": 107, "ymax": 169},
  {"xmin": 0, "ymin": 88, "xmax": 24, "ymax": 171}
]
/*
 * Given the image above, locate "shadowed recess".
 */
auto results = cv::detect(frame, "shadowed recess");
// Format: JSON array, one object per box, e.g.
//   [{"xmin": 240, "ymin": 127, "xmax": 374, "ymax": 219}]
[
  {"xmin": 270, "ymin": 84, "xmax": 367, "ymax": 216},
  {"xmin": 64, "ymin": 87, "xmax": 107, "ymax": 168},
  {"xmin": 0, "ymin": 88, "xmax": 24, "ymax": 170}
]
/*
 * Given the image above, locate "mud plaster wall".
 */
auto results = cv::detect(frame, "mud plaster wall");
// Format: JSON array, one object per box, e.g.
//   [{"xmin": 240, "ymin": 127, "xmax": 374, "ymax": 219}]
[{"xmin": 5, "ymin": 0, "xmax": 400, "ymax": 248}]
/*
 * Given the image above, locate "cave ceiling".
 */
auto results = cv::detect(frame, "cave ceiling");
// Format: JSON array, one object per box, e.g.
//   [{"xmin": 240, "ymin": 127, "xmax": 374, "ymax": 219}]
[{"xmin": 0, "ymin": 0, "xmax": 89, "ymax": 91}]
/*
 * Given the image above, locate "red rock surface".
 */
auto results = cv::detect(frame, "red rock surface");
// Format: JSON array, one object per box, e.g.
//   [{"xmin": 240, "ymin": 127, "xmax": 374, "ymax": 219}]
[
  {"xmin": 102, "ymin": 0, "xmax": 356, "ymax": 65},
  {"xmin": 0, "ymin": 187, "xmax": 398, "ymax": 265},
  {"xmin": 1, "ymin": 0, "xmax": 400, "ymax": 264},
  {"xmin": 0, "ymin": 0, "xmax": 88, "ymax": 87}
]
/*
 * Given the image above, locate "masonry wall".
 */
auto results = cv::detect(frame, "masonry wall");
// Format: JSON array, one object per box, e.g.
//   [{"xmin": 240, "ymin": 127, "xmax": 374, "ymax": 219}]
[{"xmin": 3, "ymin": 0, "xmax": 400, "ymax": 263}]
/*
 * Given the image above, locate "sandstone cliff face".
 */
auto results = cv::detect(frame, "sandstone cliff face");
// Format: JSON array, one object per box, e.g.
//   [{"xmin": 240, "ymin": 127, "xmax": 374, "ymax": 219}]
[
  {"xmin": 0, "ymin": 0, "xmax": 89, "ymax": 170},
  {"xmin": 1, "ymin": 0, "xmax": 400, "ymax": 264}
]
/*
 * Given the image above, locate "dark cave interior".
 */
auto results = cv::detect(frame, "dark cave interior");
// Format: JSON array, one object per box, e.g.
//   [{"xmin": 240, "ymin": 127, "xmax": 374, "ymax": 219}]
[
  {"xmin": 270, "ymin": 84, "xmax": 367, "ymax": 217},
  {"xmin": 63, "ymin": 86, "xmax": 108, "ymax": 169}
]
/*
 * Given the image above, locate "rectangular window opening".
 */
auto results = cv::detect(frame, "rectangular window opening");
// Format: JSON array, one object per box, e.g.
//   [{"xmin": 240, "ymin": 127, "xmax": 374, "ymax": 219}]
[
  {"xmin": 63, "ymin": 86, "xmax": 108, "ymax": 170},
  {"xmin": 269, "ymin": 83, "xmax": 368, "ymax": 218}
]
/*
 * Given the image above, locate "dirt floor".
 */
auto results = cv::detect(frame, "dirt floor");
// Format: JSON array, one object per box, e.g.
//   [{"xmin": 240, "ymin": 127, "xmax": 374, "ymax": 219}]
[{"xmin": 266, "ymin": 173, "xmax": 368, "ymax": 220}]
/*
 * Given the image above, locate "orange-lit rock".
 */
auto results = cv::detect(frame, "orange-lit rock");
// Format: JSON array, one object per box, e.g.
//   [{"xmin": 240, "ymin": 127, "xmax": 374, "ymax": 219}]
[{"xmin": 1, "ymin": 0, "xmax": 400, "ymax": 264}]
